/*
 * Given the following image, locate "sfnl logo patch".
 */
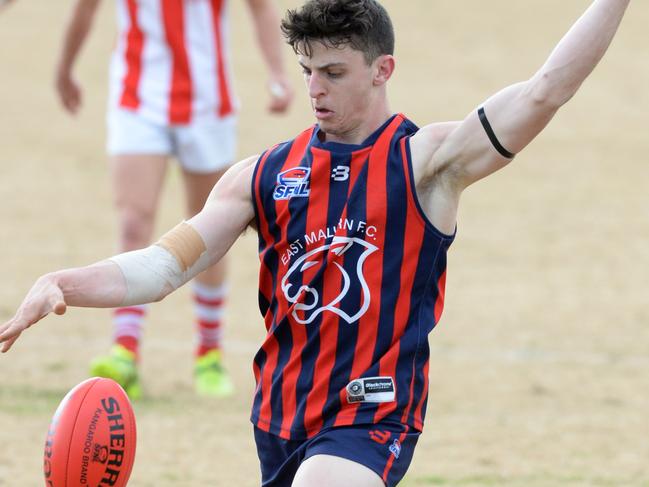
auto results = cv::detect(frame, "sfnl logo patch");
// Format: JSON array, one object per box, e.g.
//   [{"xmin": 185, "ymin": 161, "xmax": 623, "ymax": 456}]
[{"xmin": 274, "ymin": 167, "xmax": 311, "ymax": 200}]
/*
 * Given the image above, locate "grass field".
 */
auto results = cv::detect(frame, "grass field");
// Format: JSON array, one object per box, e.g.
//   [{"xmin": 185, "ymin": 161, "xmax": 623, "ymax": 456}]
[{"xmin": 1, "ymin": 1, "xmax": 648, "ymax": 485}]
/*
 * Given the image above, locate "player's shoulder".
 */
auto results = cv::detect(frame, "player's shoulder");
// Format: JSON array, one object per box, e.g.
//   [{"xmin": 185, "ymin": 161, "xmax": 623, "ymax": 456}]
[
  {"xmin": 233, "ymin": 154, "xmax": 261, "ymax": 171},
  {"xmin": 219, "ymin": 154, "xmax": 260, "ymax": 194},
  {"xmin": 409, "ymin": 121, "xmax": 461, "ymax": 161},
  {"xmin": 412, "ymin": 121, "xmax": 462, "ymax": 145}
]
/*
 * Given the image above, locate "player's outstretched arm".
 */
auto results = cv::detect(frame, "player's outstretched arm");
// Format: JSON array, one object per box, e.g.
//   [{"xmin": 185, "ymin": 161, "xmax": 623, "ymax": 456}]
[
  {"xmin": 55, "ymin": 0, "xmax": 101, "ymax": 114},
  {"xmin": 246, "ymin": 0, "xmax": 294, "ymax": 113},
  {"xmin": 415, "ymin": 0, "xmax": 631, "ymax": 190},
  {"xmin": 0, "ymin": 156, "xmax": 258, "ymax": 353}
]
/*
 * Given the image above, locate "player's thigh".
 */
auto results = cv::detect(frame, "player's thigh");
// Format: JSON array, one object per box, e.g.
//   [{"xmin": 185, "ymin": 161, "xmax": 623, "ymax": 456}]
[
  {"xmin": 107, "ymin": 108, "xmax": 171, "ymax": 213},
  {"xmin": 292, "ymin": 454, "xmax": 384, "ymax": 487},
  {"xmin": 109, "ymin": 154, "xmax": 168, "ymax": 215},
  {"xmin": 180, "ymin": 168, "xmax": 226, "ymax": 217},
  {"xmin": 173, "ymin": 113, "xmax": 236, "ymax": 176}
]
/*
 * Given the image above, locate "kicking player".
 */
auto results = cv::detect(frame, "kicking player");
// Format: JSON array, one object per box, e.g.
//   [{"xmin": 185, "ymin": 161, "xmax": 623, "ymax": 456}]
[
  {"xmin": 55, "ymin": 0, "xmax": 293, "ymax": 399},
  {"xmin": 3, "ymin": 0, "xmax": 631, "ymax": 484}
]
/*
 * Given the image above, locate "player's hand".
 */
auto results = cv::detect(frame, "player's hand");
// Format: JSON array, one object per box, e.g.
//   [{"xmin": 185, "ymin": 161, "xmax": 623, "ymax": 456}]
[
  {"xmin": 55, "ymin": 71, "xmax": 83, "ymax": 115},
  {"xmin": 0, "ymin": 276, "xmax": 67, "ymax": 353},
  {"xmin": 267, "ymin": 75, "xmax": 293, "ymax": 114}
]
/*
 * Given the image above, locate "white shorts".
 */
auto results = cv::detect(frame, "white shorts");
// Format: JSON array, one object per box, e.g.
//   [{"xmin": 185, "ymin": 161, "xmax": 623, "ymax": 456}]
[{"xmin": 106, "ymin": 108, "xmax": 237, "ymax": 173}]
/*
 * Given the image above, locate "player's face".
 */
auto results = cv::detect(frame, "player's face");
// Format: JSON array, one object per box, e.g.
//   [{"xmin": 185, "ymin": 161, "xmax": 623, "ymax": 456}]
[{"xmin": 298, "ymin": 42, "xmax": 389, "ymax": 143}]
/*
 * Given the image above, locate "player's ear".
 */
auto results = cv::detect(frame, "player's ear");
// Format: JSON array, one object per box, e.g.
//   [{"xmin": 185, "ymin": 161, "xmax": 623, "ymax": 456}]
[{"xmin": 373, "ymin": 55, "xmax": 395, "ymax": 86}]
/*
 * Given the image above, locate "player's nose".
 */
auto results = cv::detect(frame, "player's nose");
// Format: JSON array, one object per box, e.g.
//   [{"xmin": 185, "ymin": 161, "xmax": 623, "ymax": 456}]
[{"xmin": 307, "ymin": 72, "xmax": 326, "ymax": 99}]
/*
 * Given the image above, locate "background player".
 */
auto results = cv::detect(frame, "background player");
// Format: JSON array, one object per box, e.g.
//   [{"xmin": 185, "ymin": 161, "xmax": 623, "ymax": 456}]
[
  {"xmin": 1, "ymin": 0, "xmax": 633, "ymax": 485},
  {"xmin": 55, "ymin": 0, "xmax": 293, "ymax": 399}
]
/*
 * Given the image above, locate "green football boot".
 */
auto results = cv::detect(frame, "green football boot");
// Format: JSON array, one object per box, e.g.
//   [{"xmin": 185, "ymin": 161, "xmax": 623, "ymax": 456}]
[
  {"xmin": 194, "ymin": 349, "xmax": 234, "ymax": 398},
  {"xmin": 90, "ymin": 345, "xmax": 142, "ymax": 400}
]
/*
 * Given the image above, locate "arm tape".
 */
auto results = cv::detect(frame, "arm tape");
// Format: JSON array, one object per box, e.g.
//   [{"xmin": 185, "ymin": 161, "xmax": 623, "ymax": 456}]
[
  {"xmin": 478, "ymin": 106, "xmax": 515, "ymax": 159},
  {"xmin": 108, "ymin": 222, "xmax": 210, "ymax": 306}
]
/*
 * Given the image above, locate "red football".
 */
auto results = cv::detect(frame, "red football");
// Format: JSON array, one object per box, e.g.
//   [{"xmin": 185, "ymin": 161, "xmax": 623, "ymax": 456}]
[{"xmin": 43, "ymin": 377, "xmax": 137, "ymax": 487}]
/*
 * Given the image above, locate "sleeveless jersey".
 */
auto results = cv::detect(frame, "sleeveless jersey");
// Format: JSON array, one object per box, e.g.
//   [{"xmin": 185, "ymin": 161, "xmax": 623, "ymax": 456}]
[
  {"xmin": 109, "ymin": 0, "xmax": 236, "ymax": 125},
  {"xmin": 251, "ymin": 114, "xmax": 455, "ymax": 440}
]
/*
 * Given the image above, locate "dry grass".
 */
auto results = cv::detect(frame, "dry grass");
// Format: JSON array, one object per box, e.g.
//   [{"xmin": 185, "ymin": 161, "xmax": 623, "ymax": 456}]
[{"xmin": 1, "ymin": 1, "xmax": 648, "ymax": 485}]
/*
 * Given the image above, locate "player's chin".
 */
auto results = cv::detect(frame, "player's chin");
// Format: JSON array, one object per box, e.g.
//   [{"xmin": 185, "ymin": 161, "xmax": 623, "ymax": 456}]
[{"xmin": 315, "ymin": 118, "xmax": 339, "ymax": 135}]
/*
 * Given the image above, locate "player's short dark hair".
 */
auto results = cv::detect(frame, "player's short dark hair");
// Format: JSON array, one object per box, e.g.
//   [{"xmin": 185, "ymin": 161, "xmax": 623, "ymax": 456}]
[{"xmin": 281, "ymin": 0, "xmax": 395, "ymax": 65}]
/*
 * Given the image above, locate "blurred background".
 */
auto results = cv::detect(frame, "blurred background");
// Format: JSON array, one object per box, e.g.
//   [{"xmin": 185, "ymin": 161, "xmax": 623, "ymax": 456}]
[{"xmin": 0, "ymin": 1, "xmax": 647, "ymax": 485}]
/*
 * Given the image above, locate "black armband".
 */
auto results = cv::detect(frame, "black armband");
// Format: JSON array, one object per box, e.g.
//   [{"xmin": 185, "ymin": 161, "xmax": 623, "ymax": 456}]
[{"xmin": 478, "ymin": 107, "xmax": 515, "ymax": 159}]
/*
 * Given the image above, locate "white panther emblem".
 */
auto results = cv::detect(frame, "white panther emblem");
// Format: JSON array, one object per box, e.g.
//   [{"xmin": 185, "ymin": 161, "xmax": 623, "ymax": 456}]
[{"xmin": 281, "ymin": 236, "xmax": 378, "ymax": 325}]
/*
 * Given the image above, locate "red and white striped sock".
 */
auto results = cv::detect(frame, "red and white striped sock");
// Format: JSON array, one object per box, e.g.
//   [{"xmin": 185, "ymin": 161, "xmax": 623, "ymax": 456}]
[
  {"xmin": 112, "ymin": 305, "xmax": 147, "ymax": 359},
  {"xmin": 192, "ymin": 282, "xmax": 226, "ymax": 357}
]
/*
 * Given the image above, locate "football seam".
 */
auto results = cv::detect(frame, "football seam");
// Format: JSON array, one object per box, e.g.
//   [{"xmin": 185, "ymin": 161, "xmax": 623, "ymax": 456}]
[
  {"xmin": 125, "ymin": 393, "xmax": 137, "ymax": 478},
  {"xmin": 64, "ymin": 377, "xmax": 101, "ymax": 485}
]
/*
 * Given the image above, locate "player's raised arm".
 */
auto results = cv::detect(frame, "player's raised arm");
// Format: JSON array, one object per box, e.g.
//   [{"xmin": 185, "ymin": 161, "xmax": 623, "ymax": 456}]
[
  {"xmin": 0, "ymin": 156, "xmax": 258, "ymax": 353},
  {"xmin": 415, "ymin": 0, "xmax": 631, "ymax": 190}
]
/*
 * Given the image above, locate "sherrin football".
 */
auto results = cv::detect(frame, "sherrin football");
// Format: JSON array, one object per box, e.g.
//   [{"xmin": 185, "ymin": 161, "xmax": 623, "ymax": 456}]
[{"xmin": 44, "ymin": 377, "xmax": 137, "ymax": 487}]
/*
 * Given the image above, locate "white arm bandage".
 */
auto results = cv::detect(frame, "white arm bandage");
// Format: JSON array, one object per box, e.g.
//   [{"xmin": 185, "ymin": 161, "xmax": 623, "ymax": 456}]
[{"xmin": 108, "ymin": 222, "xmax": 211, "ymax": 306}]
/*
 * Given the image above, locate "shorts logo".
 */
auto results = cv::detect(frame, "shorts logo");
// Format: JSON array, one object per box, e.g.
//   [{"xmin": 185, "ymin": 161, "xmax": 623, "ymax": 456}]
[
  {"xmin": 369, "ymin": 430, "xmax": 391, "ymax": 445},
  {"xmin": 389, "ymin": 439, "xmax": 401, "ymax": 459},
  {"xmin": 281, "ymin": 236, "xmax": 378, "ymax": 324},
  {"xmin": 273, "ymin": 167, "xmax": 311, "ymax": 200}
]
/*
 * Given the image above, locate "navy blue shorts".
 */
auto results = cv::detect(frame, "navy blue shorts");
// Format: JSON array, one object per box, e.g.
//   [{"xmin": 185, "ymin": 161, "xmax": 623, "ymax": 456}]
[{"xmin": 253, "ymin": 422, "xmax": 420, "ymax": 487}]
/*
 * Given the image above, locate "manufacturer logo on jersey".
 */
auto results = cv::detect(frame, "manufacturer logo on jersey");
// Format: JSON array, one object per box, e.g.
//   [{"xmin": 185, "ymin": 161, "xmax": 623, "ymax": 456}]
[
  {"xmin": 281, "ymin": 236, "xmax": 378, "ymax": 324},
  {"xmin": 273, "ymin": 166, "xmax": 311, "ymax": 200},
  {"xmin": 331, "ymin": 165, "xmax": 350, "ymax": 181}
]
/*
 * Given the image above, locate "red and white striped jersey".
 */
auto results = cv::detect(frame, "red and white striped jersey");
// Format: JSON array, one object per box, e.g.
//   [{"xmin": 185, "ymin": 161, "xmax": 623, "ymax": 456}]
[{"xmin": 109, "ymin": 0, "xmax": 237, "ymax": 125}]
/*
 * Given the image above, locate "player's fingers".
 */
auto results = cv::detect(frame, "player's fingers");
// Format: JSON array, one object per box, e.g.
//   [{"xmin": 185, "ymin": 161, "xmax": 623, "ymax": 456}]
[
  {"xmin": 71, "ymin": 87, "xmax": 82, "ymax": 112},
  {"xmin": 268, "ymin": 93, "xmax": 292, "ymax": 113},
  {"xmin": 0, "ymin": 318, "xmax": 16, "ymax": 337},
  {"xmin": 1, "ymin": 334, "xmax": 20, "ymax": 353},
  {"xmin": 60, "ymin": 92, "xmax": 75, "ymax": 114},
  {"xmin": 0, "ymin": 321, "xmax": 21, "ymax": 353},
  {"xmin": 269, "ymin": 98, "xmax": 290, "ymax": 113},
  {"xmin": 65, "ymin": 91, "xmax": 81, "ymax": 114},
  {"xmin": 58, "ymin": 82, "xmax": 81, "ymax": 114}
]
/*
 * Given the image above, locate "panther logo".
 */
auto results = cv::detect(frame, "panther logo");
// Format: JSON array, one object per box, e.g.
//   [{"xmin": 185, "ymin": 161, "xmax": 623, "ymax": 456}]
[{"xmin": 281, "ymin": 236, "xmax": 378, "ymax": 325}]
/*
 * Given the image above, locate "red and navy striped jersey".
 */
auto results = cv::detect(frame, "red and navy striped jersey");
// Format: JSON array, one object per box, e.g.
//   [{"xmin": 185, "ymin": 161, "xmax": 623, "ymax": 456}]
[{"xmin": 251, "ymin": 114, "xmax": 455, "ymax": 440}]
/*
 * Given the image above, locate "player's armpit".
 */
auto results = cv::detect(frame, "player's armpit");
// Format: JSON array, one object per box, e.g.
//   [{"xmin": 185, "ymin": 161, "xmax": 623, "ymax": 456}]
[{"xmin": 409, "ymin": 121, "xmax": 462, "ymax": 184}]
